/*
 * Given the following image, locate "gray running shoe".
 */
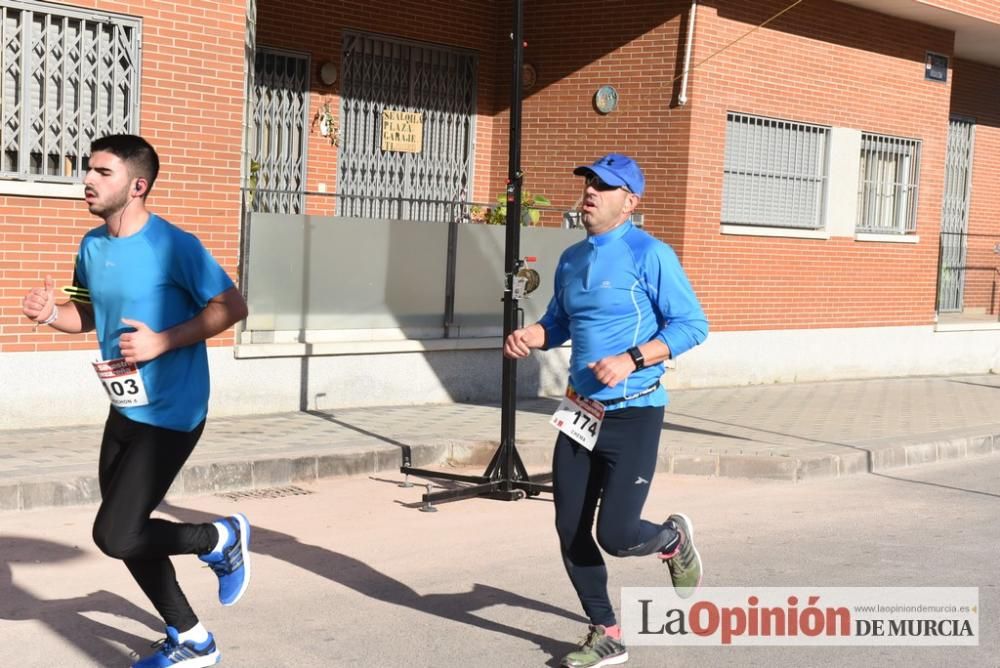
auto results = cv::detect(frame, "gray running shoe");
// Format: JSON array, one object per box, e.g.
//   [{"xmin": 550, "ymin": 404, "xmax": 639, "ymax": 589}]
[
  {"xmin": 559, "ymin": 625, "xmax": 628, "ymax": 668},
  {"xmin": 659, "ymin": 513, "xmax": 702, "ymax": 598}
]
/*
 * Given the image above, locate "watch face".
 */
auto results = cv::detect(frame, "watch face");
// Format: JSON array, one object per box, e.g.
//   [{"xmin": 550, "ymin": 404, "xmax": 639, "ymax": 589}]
[{"xmin": 594, "ymin": 85, "xmax": 618, "ymax": 114}]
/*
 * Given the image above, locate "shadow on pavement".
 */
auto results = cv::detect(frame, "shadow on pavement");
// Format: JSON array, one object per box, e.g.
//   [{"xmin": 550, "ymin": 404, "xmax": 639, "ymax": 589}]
[
  {"xmin": 304, "ymin": 408, "xmax": 412, "ymax": 451},
  {"xmin": 872, "ymin": 472, "xmax": 1000, "ymax": 499},
  {"xmin": 945, "ymin": 379, "xmax": 1000, "ymax": 391},
  {"xmin": 161, "ymin": 501, "xmax": 586, "ymax": 665},
  {"xmin": 0, "ymin": 535, "xmax": 161, "ymax": 665},
  {"xmin": 662, "ymin": 422, "xmax": 755, "ymax": 442},
  {"xmin": 667, "ymin": 410, "xmax": 877, "ymax": 470}
]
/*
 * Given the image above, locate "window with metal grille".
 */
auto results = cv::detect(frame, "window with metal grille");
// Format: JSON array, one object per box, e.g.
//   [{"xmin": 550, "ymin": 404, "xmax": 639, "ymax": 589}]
[
  {"xmin": 722, "ymin": 112, "xmax": 829, "ymax": 229},
  {"xmin": 856, "ymin": 133, "xmax": 921, "ymax": 234},
  {"xmin": 0, "ymin": 1, "xmax": 140, "ymax": 182},
  {"xmin": 248, "ymin": 47, "xmax": 308, "ymax": 214},
  {"xmin": 338, "ymin": 31, "xmax": 477, "ymax": 223}
]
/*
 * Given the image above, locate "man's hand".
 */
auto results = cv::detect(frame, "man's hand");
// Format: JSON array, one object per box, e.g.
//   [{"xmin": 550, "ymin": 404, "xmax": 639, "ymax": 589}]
[
  {"xmin": 504, "ymin": 324, "xmax": 546, "ymax": 359},
  {"xmin": 119, "ymin": 318, "xmax": 168, "ymax": 364},
  {"xmin": 587, "ymin": 353, "xmax": 635, "ymax": 388},
  {"xmin": 22, "ymin": 275, "xmax": 55, "ymax": 323},
  {"xmin": 503, "ymin": 328, "xmax": 535, "ymax": 359}
]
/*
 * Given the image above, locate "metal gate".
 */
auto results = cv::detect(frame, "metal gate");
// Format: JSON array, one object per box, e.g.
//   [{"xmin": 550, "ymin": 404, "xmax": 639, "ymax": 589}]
[
  {"xmin": 249, "ymin": 47, "xmax": 309, "ymax": 213},
  {"xmin": 937, "ymin": 117, "xmax": 975, "ymax": 312},
  {"xmin": 338, "ymin": 31, "xmax": 477, "ymax": 222}
]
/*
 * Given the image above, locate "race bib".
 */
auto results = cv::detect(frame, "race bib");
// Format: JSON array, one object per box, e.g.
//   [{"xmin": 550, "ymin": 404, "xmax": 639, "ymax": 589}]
[
  {"xmin": 550, "ymin": 386, "xmax": 605, "ymax": 451},
  {"xmin": 92, "ymin": 358, "xmax": 149, "ymax": 408}
]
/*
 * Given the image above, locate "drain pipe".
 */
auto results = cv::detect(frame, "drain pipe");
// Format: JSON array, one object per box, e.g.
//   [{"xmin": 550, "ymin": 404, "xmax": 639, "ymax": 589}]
[{"xmin": 678, "ymin": 0, "xmax": 698, "ymax": 106}]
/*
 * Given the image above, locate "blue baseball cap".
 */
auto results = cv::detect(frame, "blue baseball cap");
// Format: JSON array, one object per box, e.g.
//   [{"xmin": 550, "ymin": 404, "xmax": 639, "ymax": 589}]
[{"xmin": 573, "ymin": 153, "xmax": 645, "ymax": 197}]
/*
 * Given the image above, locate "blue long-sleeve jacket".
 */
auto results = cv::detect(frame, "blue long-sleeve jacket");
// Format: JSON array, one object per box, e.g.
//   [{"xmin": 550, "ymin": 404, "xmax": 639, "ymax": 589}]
[{"xmin": 538, "ymin": 220, "xmax": 708, "ymax": 409}]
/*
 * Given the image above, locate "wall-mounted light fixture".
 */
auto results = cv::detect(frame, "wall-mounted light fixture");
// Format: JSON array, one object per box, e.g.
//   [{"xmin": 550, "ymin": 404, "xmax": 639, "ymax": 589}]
[{"xmin": 319, "ymin": 61, "xmax": 338, "ymax": 86}]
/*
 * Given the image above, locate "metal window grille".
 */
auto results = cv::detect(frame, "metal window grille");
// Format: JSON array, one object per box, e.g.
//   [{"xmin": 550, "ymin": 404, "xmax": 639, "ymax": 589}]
[
  {"xmin": 338, "ymin": 31, "xmax": 477, "ymax": 223},
  {"xmin": 856, "ymin": 133, "xmax": 921, "ymax": 234},
  {"xmin": 249, "ymin": 46, "xmax": 308, "ymax": 214},
  {"xmin": 937, "ymin": 118, "xmax": 975, "ymax": 312},
  {"xmin": 722, "ymin": 112, "xmax": 829, "ymax": 229},
  {"xmin": 0, "ymin": 1, "xmax": 140, "ymax": 182}
]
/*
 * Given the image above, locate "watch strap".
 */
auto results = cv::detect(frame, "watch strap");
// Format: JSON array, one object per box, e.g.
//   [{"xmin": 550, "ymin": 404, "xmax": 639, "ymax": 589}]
[{"xmin": 627, "ymin": 346, "xmax": 644, "ymax": 370}]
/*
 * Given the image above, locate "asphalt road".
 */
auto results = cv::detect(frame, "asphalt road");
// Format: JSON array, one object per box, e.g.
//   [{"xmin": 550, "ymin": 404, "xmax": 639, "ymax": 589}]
[{"xmin": 2, "ymin": 455, "xmax": 998, "ymax": 667}]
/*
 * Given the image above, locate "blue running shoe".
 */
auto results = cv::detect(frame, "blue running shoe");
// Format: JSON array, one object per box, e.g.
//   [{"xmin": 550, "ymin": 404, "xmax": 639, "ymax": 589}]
[
  {"xmin": 199, "ymin": 513, "xmax": 251, "ymax": 606},
  {"xmin": 132, "ymin": 626, "xmax": 220, "ymax": 668}
]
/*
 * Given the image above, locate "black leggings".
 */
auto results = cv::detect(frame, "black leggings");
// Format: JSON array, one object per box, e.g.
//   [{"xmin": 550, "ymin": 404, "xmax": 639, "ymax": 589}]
[
  {"xmin": 552, "ymin": 405, "xmax": 677, "ymax": 627},
  {"xmin": 92, "ymin": 408, "xmax": 218, "ymax": 632}
]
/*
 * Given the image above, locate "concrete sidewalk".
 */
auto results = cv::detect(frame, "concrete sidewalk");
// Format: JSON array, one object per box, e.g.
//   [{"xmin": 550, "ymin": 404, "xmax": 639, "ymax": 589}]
[{"xmin": 2, "ymin": 374, "xmax": 999, "ymax": 511}]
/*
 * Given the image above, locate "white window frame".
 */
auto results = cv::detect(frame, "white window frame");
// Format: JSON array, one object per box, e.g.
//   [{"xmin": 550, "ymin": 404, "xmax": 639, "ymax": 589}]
[{"xmin": 856, "ymin": 132, "xmax": 921, "ymax": 235}]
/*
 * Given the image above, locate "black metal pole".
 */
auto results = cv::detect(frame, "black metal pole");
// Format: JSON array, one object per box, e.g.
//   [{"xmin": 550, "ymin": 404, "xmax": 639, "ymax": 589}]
[
  {"xmin": 397, "ymin": 0, "xmax": 552, "ymax": 506},
  {"xmin": 496, "ymin": 0, "xmax": 524, "ymax": 490}
]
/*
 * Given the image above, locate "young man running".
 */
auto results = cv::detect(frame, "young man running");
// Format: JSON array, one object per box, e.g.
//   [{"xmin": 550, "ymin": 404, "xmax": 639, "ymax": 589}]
[
  {"xmin": 504, "ymin": 154, "xmax": 708, "ymax": 667},
  {"xmin": 21, "ymin": 134, "xmax": 251, "ymax": 668}
]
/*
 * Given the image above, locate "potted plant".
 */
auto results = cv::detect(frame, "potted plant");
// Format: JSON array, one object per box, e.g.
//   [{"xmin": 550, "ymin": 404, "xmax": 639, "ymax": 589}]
[
  {"xmin": 487, "ymin": 190, "xmax": 551, "ymax": 225},
  {"xmin": 468, "ymin": 205, "xmax": 489, "ymax": 224}
]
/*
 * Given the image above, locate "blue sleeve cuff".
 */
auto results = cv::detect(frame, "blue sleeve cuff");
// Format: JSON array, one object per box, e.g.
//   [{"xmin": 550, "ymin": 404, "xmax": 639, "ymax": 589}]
[
  {"xmin": 538, "ymin": 317, "xmax": 570, "ymax": 349},
  {"xmin": 657, "ymin": 318, "xmax": 708, "ymax": 358}
]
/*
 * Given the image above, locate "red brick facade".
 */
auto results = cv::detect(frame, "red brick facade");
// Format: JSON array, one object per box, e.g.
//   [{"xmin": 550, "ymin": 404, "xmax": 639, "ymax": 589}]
[
  {"xmin": 0, "ymin": 0, "xmax": 246, "ymax": 353},
  {"xmin": 255, "ymin": 0, "xmax": 506, "ymax": 216},
  {"xmin": 2, "ymin": 0, "xmax": 999, "ymax": 354},
  {"xmin": 683, "ymin": 1, "xmax": 954, "ymax": 330}
]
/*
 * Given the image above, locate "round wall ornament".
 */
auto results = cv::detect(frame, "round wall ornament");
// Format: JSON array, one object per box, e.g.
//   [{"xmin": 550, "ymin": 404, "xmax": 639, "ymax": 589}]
[
  {"xmin": 594, "ymin": 85, "xmax": 618, "ymax": 114},
  {"xmin": 522, "ymin": 63, "xmax": 537, "ymax": 90}
]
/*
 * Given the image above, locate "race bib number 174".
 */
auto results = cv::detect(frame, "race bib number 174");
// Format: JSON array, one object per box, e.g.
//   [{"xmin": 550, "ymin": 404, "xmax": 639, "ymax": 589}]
[
  {"xmin": 92, "ymin": 358, "xmax": 150, "ymax": 408},
  {"xmin": 550, "ymin": 386, "xmax": 605, "ymax": 451}
]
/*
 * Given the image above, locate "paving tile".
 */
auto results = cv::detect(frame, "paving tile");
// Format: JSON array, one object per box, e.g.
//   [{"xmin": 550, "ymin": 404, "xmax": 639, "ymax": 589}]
[{"xmin": 0, "ymin": 375, "xmax": 998, "ymax": 510}]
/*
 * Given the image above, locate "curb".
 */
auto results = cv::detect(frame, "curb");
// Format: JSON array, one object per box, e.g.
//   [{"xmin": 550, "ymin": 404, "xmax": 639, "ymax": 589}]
[
  {"xmin": 2, "ymin": 433, "xmax": 998, "ymax": 512},
  {"xmin": 0, "ymin": 442, "xmax": 448, "ymax": 512},
  {"xmin": 446, "ymin": 432, "xmax": 1000, "ymax": 483}
]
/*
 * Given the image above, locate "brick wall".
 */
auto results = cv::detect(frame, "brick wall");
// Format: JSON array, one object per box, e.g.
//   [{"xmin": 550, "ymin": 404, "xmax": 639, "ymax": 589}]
[
  {"xmin": 0, "ymin": 0, "xmax": 246, "ymax": 353},
  {"xmin": 950, "ymin": 58, "xmax": 1000, "ymax": 315},
  {"xmin": 255, "ymin": 0, "xmax": 504, "ymax": 214},
  {"xmin": 511, "ymin": 1, "xmax": 691, "ymax": 241},
  {"xmin": 681, "ymin": 0, "xmax": 954, "ymax": 330},
  {"xmin": 257, "ymin": 0, "xmax": 692, "ymax": 235},
  {"xmin": 8, "ymin": 0, "xmax": 992, "ymax": 355},
  {"xmin": 255, "ymin": 0, "xmax": 993, "ymax": 333}
]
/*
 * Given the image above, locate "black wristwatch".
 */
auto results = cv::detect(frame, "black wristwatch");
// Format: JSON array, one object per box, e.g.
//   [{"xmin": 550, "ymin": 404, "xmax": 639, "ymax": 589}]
[{"xmin": 627, "ymin": 346, "xmax": 645, "ymax": 370}]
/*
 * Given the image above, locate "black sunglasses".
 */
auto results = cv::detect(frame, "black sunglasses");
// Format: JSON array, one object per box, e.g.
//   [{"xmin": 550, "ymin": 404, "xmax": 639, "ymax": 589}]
[{"xmin": 584, "ymin": 174, "xmax": 631, "ymax": 193}]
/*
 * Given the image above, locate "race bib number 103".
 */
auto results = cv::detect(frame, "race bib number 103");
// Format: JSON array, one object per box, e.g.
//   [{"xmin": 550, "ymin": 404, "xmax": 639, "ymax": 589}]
[{"xmin": 92, "ymin": 358, "xmax": 150, "ymax": 408}]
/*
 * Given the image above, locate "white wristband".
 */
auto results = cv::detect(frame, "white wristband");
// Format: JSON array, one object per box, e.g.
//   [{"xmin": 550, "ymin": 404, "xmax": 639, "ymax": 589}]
[{"xmin": 38, "ymin": 304, "xmax": 59, "ymax": 326}]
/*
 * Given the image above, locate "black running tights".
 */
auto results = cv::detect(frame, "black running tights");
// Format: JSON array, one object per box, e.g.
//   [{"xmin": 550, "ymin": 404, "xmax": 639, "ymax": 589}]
[
  {"xmin": 552, "ymin": 405, "xmax": 677, "ymax": 627},
  {"xmin": 92, "ymin": 408, "xmax": 218, "ymax": 632}
]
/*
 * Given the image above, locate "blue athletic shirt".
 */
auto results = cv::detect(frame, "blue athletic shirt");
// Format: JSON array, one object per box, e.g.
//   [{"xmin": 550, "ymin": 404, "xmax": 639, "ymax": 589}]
[
  {"xmin": 538, "ymin": 220, "xmax": 708, "ymax": 410},
  {"xmin": 75, "ymin": 214, "xmax": 234, "ymax": 432}
]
